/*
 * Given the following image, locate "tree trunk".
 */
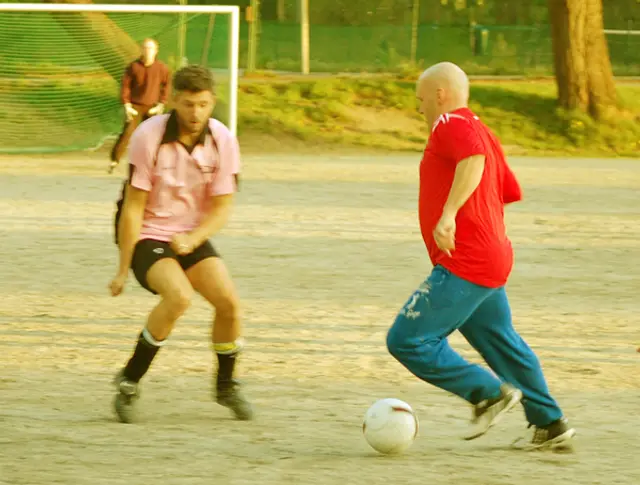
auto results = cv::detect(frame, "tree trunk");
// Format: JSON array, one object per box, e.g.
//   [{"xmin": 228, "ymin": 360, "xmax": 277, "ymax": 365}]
[
  {"xmin": 548, "ymin": 0, "xmax": 617, "ymax": 119},
  {"xmin": 583, "ymin": 0, "xmax": 617, "ymax": 117}
]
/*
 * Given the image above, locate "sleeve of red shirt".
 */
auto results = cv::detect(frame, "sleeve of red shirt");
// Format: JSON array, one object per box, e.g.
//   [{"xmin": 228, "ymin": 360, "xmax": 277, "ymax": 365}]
[
  {"xmin": 128, "ymin": 127, "xmax": 155, "ymax": 192},
  {"xmin": 120, "ymin": 64, "xmax": 133, "ymax": 105},
  {"xmin": 502, "ymin": 162, "xmax": 523, "ymax": 204},
  {"xmin": 435, "ymin": 116, "xmax": 486, "ymax": 164}
]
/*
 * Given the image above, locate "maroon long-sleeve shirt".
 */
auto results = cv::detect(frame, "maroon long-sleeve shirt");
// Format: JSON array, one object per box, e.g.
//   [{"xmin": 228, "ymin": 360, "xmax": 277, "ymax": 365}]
[{"xmin": 120, "ymin": 59, "xmax": 171, "ymax": 106}]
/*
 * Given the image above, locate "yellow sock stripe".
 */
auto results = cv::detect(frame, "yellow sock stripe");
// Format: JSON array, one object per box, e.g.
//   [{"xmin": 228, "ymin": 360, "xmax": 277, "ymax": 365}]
[{"xmin": 213, "ymin": 338, "xmax": 244, "ymax": 355}]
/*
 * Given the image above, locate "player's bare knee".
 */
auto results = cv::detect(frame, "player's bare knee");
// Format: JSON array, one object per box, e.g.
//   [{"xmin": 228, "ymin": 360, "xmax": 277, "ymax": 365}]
[
  {"xmin": 214, "ymin": 293, "xmax": 240, "ymax": 322},
  {"xmin": 386, "ymin": 326, "xmax": 404, "ymax": 358},
  {"xmin": 387, "ymin": 322, "xmax": 429, "ymax": 362},
  {"xmin": 163, "ymin": 288, "xmax": 193, "ymax": 319}
]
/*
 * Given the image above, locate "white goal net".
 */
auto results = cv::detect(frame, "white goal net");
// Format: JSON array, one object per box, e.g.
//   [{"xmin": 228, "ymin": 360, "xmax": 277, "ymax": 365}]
[{"xmin": 0, "ymin": 3, "xmax": 240, "ymax": 154}]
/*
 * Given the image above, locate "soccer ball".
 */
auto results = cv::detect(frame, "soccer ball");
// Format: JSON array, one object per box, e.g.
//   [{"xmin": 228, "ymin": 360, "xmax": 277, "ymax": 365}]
[{"xmin": 362, "ymin": 398, "xmax": 419, "ymax": 455}]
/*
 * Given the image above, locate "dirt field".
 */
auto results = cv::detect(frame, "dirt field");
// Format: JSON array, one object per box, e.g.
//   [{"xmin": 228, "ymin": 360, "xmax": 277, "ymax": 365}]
[{"xmin": 0, "ymin": 151, "xmax": 638, "ymax": 485}]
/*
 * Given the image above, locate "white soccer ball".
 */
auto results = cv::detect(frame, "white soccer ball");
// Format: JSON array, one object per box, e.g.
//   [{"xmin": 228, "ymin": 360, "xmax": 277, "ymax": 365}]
[{"xmin": 362, "ymin": 398, "xmax": 419, "ymax": 455}]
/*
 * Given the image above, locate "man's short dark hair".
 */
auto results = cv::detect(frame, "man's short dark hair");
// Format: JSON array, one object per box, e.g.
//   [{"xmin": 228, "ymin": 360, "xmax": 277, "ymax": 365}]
[{"xmin": 173, "ymin": 64, "xmax": 215, "ymax": 93}]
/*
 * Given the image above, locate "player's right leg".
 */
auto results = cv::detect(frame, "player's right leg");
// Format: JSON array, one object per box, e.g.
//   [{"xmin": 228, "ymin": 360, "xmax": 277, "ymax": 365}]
[
  {"xmin": 114, "ymin": 240, "xmax": 194, "ymax": 423},
  {"xmin": 182, "ymin": 249, "xmax": 253, "ymax": 420},
  {"xmin": 386, "ymin": 265, "xmax": 522, "ymax": 440},
  {"xmin": 459, "ymin": 288, "xmax": 576, "ymax": 450}
]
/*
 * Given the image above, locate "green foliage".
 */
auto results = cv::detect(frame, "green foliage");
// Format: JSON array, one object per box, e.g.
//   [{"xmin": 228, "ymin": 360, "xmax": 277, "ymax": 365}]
[
  {"xmin": 84, "ymin": 0, "xmax": 638, "ymax": 30},
  {"xmin": 238, "ymin": 78, "xmax": 640, "ymax": 156}
]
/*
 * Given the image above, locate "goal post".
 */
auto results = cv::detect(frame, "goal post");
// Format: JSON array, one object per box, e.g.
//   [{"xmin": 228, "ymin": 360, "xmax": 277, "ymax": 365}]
[{"xmin": 0, "ymin": 3, "xmax": 240, "ymax": 154}]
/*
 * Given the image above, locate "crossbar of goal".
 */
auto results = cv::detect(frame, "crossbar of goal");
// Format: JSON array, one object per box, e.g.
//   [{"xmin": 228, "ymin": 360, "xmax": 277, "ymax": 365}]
[{"xmin": 0, "ymin": 2, "xmax": 241, "ymax": 137}]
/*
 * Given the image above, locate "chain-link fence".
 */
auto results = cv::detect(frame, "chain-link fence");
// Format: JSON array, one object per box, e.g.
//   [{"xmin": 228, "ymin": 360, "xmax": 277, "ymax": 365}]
[
  {"xmin": 229, "ymin": 0, "xmax": 640, "ymax": 76},
  {"xmin": 241, "ymin": 21, "xmax": 639, "ymax": 76},
  {"xmin": 4, "ymin": 0, "xmax": 637, "ymax": 75}
]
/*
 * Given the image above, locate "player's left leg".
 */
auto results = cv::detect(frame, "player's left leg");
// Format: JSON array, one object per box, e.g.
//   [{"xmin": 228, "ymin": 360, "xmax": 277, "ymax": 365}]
[
  {"xmin": 386, "ymin": 265, "xmax": 522, "ymax": 439},
  {"xmin": 181, "ymin": 242, "xmax": 253, "ymax": 421},
  {"xmin": 459, "ymin": 288, "xmax": 575, "ymax": 450}
]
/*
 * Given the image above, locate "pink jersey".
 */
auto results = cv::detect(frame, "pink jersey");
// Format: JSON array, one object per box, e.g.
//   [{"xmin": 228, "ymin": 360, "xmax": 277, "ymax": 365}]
[{"xmin": 127, "ymin": 112, "xmax": 240, "ymax": 242}]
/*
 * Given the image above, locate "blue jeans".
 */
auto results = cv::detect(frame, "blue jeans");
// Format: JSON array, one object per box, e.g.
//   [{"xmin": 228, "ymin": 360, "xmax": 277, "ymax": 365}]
[{"xmin": 386, "ymin": 265, "xmax": 563, "ymax": 427}]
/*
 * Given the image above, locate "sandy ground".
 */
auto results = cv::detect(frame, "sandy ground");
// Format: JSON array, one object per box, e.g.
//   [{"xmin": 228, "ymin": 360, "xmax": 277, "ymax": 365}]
[{"xmin": 0, "ymin": 151, "xmax": 639, "ymax": 485}]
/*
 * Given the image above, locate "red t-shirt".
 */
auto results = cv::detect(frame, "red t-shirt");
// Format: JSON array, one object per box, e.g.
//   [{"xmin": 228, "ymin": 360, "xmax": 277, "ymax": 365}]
[{"xmin": 418, "ymin": 108, "xmax": 522, "ymax": 288}]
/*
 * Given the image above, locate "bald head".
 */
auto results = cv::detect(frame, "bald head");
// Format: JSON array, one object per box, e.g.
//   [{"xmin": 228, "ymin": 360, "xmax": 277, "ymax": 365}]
[{"xmin": 416, "ymin": 62, "xmax": 470, "ymax": 127}]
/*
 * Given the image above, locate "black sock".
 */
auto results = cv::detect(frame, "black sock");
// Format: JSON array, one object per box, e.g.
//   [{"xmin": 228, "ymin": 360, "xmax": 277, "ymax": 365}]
[
  {"xmin": 123, "ymin": 329, "xmax": 163, "ymax": 383},
  {"xmin": 216, "ymin": 352, "xmax": 238, "ymax": 388}
]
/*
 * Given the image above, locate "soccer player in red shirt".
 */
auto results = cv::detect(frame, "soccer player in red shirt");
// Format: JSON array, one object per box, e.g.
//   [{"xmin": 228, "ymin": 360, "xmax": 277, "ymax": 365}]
[{"xmin": 386, "ymin": 62, "xmax": 575, "ymax": 450}]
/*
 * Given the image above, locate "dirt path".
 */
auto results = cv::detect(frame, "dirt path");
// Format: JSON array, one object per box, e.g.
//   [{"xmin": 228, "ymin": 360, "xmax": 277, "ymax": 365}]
[{"xmin": 0, "ymin": 152, "xmax": 638, "ymax": 485}]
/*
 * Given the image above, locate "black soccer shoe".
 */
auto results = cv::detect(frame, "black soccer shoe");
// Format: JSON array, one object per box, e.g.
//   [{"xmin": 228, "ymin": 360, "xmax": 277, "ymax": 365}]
[{"xmin": 215, "ymin": 379, "xmax": 254, "ymax": 421}]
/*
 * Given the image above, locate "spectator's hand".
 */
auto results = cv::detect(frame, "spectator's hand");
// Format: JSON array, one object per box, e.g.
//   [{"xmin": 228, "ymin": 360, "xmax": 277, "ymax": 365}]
[
  {"xmin": 148, "ymin": 103, "xmax": 165, "ymax": 116},
  {"xmin": 433, "ymin": 212, "xmax": 456, "ymax": 257},
  {"xmin": 124, "ymin": 103, "xmax": 138, "ymax": 122}
]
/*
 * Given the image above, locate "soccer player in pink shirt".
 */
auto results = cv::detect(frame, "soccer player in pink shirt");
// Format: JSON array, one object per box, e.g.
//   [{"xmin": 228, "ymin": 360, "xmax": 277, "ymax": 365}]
[
  {"xmin": 108, "ymin": 65, "xmax": 252, "ymax": 423},
  {"xmin": 386, "ymin": 62, "xmax": 575, "ymax": 450}
]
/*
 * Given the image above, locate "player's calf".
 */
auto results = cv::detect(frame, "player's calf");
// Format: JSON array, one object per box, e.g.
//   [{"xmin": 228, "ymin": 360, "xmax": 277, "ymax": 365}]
[{"xmin": 212, "ymin": 338, "xmax": 253, "ymax": 420}]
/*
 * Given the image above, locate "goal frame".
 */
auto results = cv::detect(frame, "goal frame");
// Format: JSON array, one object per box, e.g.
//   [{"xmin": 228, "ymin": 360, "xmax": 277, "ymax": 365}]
[{"xmin": 0, "ymin": 2, "xmax": 241, "ymax": 136}]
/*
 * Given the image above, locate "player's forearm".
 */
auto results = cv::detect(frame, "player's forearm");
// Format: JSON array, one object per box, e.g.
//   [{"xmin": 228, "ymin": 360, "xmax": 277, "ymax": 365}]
[
  {"xmin": 188, "ymin": 195, "xmax": 233, "ymax": 247},
  {"xmin": 442, "ymin": 154, "xmax": 486, "ymax": 217},
  {"xmin": 117, "ymin": 209, "xmax": 144, "ymax": 275}
]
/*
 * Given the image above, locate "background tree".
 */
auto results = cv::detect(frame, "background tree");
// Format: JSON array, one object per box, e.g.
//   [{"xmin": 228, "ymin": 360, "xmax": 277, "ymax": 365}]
[{"xmin": 548, "ymin": 0, "xmax": 618, "ymax": 119}]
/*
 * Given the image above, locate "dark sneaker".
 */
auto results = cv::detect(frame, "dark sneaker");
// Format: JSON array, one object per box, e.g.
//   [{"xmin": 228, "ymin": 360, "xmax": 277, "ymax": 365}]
[
  {"xmin": 464, "ymin": 383, "xmax": 523, "ymax": 440},
  {"xmin": 513, "ymin": 417, "xmax": 576, "ymax": 451},
  {"xmin": 215, "ymin": 379, "xmax": 254, "ymax": 421},
  {"xmin": 113, "ymin": 370, "xmax": 140, "ymax": 424}
]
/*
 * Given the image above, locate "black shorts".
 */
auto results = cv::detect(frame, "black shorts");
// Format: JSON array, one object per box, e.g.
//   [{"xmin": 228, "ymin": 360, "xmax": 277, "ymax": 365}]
[{"xmin": 131, "ymin": 238, "xmax": 220, "ymax": 294}]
